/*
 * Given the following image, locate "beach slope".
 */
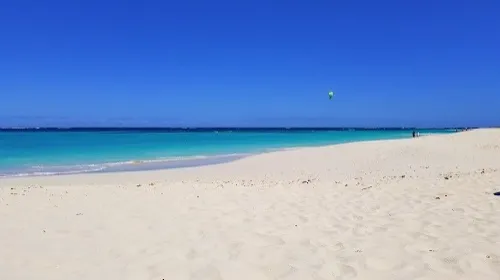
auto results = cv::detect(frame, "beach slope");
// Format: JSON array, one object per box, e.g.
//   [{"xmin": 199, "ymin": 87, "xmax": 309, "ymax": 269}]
[{"xmin": 1, "ymin": 129, "xmax": 500, "ymax": 280}]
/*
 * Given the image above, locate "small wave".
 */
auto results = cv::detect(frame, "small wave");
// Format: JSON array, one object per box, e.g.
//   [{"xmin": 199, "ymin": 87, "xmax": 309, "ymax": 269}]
[
  {"xmin": 0, "ymin": 166, "xmax": 106, "ymax": 178},
  {"xmin": 0, "ymin": 153, "xmax": 252, "ymax": 178},
  {"xmin": 98, "ymin": 153, "xmax": 251, "ymax": 166}
]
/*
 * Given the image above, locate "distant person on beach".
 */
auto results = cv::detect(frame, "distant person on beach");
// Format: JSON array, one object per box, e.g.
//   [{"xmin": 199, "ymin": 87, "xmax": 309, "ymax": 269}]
[{"xmin": 412, "ymin": 130, "xmax": 416, "ymax": 138}]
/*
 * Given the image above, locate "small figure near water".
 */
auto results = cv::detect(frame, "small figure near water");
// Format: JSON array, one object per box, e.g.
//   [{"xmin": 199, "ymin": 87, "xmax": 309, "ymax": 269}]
[{"xmin": 412, "ymin": 130, "xmax": 416, "ymax": 138}]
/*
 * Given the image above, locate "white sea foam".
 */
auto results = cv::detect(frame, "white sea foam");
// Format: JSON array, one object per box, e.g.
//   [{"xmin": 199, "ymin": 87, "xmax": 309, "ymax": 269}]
[{"xmin": 0, "ymin": 153, "xmax": 252, "ymax": 178}]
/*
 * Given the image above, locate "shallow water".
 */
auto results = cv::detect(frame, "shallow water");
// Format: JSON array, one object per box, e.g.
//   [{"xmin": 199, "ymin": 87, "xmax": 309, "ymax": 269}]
[{"xmin": 0, "ymin": 128, "xmax": 456, "ymax": 177}]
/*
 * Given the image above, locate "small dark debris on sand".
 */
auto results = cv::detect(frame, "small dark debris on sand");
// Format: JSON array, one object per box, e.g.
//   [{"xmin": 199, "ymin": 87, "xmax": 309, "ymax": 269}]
[
  {"xmin": 493, "ymin": 192, "xmax": 500, "ymax": 196},
  {"xmin": 435, "ymin": 196, "xmax": 441, "ymax": 200},
  {"xmin": 149, "ymin": 183, "xmax": 155, "ymax": 186},
  {"xmin": 76, "ymin": 213, "xmax": 83, "ymax": 216},
  {"xmin": 361, "ymin": 186, "xmax": 372, "ymax": 191},
  {"xmin": 136, "ymin": 184, "xmax": 142, "ymax": 187},
  {"xmin": 401, "ymin": 175, "xmax": 406, "ymax": 178}
]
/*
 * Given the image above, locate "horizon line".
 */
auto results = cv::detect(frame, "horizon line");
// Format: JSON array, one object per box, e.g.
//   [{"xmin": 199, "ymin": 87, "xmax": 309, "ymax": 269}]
[{"xmin": 0, "ymin": 126, "xmax": 478, "ymax": 131}]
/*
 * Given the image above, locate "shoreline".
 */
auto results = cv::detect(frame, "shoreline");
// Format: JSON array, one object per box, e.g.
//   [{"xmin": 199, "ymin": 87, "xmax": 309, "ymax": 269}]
[
  {"xmin": 0, "ymin": 153, "xmax": 253, "ymax": 179},
  {"xmin": 0, "ymin": 129, "xmax": 457, "ymax": 179},
  {"xmin": 0, "ymin": 140, "xmax": 390, "ymax": 179},
  {"xmin": 0, "ymin": 133, "xmax": 428, "ymax": 180},
  {"xmin": 0, "ymin": 130, "xmax": 461, "ymax": 183}
]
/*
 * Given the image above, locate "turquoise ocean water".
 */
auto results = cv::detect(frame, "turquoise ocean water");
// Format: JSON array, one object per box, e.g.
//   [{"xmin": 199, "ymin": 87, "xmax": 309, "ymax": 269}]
[{"xmin": 0, "ymin": 129, "xmax": 456, "ymax": 177}]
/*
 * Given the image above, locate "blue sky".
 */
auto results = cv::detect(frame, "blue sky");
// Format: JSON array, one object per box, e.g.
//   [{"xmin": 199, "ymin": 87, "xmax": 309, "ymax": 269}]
[{"xmin": 1, "ymin": 0, "xmax": 499, "ymax": 127}]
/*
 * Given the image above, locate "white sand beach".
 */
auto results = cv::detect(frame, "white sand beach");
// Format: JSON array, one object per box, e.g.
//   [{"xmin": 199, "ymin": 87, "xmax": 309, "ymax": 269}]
[{"xmin": 1, "ymin": 129, "xmax": 500, "ymax": 280}]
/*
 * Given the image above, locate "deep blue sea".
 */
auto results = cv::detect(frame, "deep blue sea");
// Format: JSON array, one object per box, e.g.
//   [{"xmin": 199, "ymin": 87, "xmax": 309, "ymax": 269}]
[{"xmin": 0, "ymin": 128, "xmax": 457, "ymax": 177}]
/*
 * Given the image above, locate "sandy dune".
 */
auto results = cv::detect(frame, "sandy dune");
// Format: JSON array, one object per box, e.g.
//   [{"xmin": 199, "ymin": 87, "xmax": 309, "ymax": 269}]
[{"xmin": 1, "ymin": 129, "xmax": 500, "ymax": 280}]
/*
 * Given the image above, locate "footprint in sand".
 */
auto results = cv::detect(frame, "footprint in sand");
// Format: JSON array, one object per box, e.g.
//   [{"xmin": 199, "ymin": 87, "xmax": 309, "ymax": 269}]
[
  {"xmin": 339, "ymin": 264, "xmax": 358, "ymax": 277},
  {"xmin": 299, "ymin": 215, "xmax": 309, "ymax": 223},
  {"xmin": 374, "ymin": 225, "xmax": 389, "ymax": 233},
  {"xmin": 334, "ymin": 242, "xmax": 345, "ymax": 251}
]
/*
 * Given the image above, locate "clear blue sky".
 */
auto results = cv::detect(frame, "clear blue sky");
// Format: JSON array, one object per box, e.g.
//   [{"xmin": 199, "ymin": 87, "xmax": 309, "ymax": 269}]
[{"xmin": 1, "ymin": 0, "xmax": 499, "ymax": 127}]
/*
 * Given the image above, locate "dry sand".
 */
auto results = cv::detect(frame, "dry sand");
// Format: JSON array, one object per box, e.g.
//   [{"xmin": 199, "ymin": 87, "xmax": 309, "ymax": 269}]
[{"xmin": 1, "ymin": 129, "xmax": 500, "ymax": 280}]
